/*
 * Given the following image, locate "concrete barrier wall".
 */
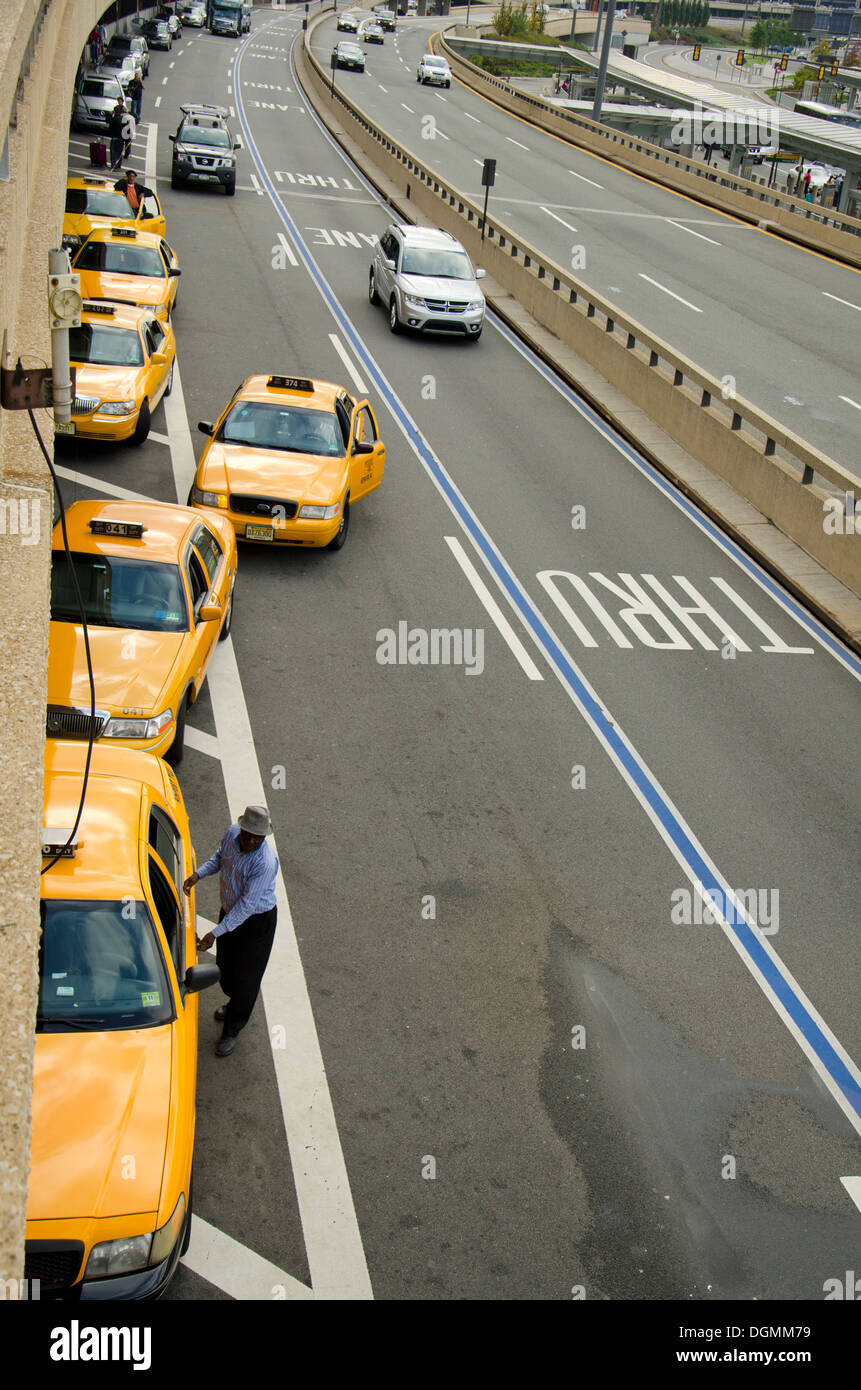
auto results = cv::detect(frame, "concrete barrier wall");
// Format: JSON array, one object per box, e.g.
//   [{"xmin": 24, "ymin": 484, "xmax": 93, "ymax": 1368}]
[{"xmin": 298, "ymin": 17, "xmax": 861, "ymax": 600}]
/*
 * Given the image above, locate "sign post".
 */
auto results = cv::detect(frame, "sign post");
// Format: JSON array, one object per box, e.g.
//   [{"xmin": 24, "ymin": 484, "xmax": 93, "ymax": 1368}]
[{"xmin": 480, "ymin": 158, "xmax": 496, "ymax": 243}]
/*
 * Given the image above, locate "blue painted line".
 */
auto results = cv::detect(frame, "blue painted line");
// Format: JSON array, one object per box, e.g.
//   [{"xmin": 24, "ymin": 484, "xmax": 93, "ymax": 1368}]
[{"xmin": 234, "ymin": 25, "xmax": 861, "ymax": 1125}]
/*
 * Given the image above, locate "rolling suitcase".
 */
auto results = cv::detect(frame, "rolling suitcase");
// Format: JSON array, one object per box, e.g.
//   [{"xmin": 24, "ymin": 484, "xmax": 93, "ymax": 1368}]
[{"xmin": 89, "ymin": 139, "xmax": 108, "ymax": 168}]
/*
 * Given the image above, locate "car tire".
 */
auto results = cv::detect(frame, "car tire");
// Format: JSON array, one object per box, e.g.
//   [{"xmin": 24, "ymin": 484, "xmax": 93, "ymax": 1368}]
[
  {"xmin": 446, "ymin": 80, "xmax": 451, "ymax": 88},
  {"xmin": 180, "ymin": 1172, "xmax": 193, "ymax": 1256},
  {"xmin": 469, "ymin": 328, "xmax": 482, "ymax": 341},
  {"xmin": 171, "ymin": 170, "xmax": 182, "ymax": 189},
  {"xmin": 166, "ymin": 690, "xmax": 188, "ymax": 767},
  {"xmin": 164, "ymin": 360, "xmax": 175, "ymax": 397},
  {"xmin": 131, "ymin": 399, "xmax": 151, "ymax": 446},
  {"xmin": 388, "ymin": 296, "xmax": 401, "ymax": 334},
  {"xmin": 218, "ymin": 586, "xmax": 234, "ymax": 641},
  {"xmin": 225, "ymin": 178, "xmax": 236, "ymax": 196},
  {"xmin": 327, "ymin": 496, "xmax": 350, "ymax": 551},
  {"xmin": 369, "ymin": 267, "xmax": 379, "ymax": 305}
]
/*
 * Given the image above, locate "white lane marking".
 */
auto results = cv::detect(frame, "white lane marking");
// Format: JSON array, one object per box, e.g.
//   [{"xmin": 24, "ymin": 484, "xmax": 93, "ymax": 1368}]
[
  {"xmin": 437, "ymin": 129, "xmax": 450, "ymax": 141},
  {"xmin": 473, "ymin": 158, "xmax": 483, "ymax": 166},
  {"xmin": 250, "ymin": 171, "xmax": 264, "ymax": 195},
  {"xmin": 401, "ymin": 102, "xmax": 414, "ymax": 113},
  {"xmin": 435, "ymin": 92, "xmax": 448, "ymax": 102},
  {"xmin": 154, "ymin": 96, "xmax": 162, "ymax": 109},
  {"xmin": 666, "ymin": 218, "xmax": 721, "ymax": 245},
  {"xmin": 162, "ymin": 76, "xmax": 169, "ymax": 85},
  {"xmin": 52, "ymin": 465, "xmax": 151, "ymax": 503},
  {"xmin": 184, "ymin": 725, "xmax": 221, "ymax": 758},
  {"xmin": 823, "ymin": 291, "xmax": 861, "ymax": 311},
  {"xmin": 506, "ymin": 136, "xmax": 528, "ymax": 149},
  {"xmin": 328, "ymin": 333, "xmax": 368, "ymax": 393},
  {"xmin": 147, "ymin": 429, "xmax": 171, "ymax": 446},
  {"xmin": 710, "ymin": 576, "xmax": 814, "ymax": 653},
  {"xmin": 235, "ymin": 134, "xmax": 244, "ymax": 148},
  {"xmin": 276, "ymin": 230, "xmax": 298, "ymax": 265},
  {"xmin": 206, "ymin": 642, "xmax": 374, "ymax": 1298},
  {"xmin": 569, "ymin": 167, "xmax": 603, "ymax": 189},
  {"xmin": 274, "ymin": 169, "xmax": 283, "ymax": 181},
  {"xmin": 445, "ymin": 536, "xmax": 544, "ymax": 681},
  {"xmin": 230, "ymin": 104, "xmax": 236, "ymax": 118},
  {"xmin": 378, "ymin": 83, "xmax": 388, "ymax": 92},
  {"xmin": 840, "ymin": 395, "xmax": 861, "ymax": 411},
  {"xmin": 542, "ymin": 205, "xmax": 578, "ymax": 233},
  {"xmin": 639, "ymin": 273, "xmax": 703, "ymax": 313},
  {"xmin": 840, "ymin": 1176, "xmax": 861, "ymax": 1215},
  {"xmin": 161, "ymin": 358, "xmax": 198, "ymax": 502},
  {"xmin": 168, "ymin": 342, "xmax": 373, "ymax": 1300},
  {"xmin": 145, "ymin": 121, "xmax": 158, "ymax": 182},
  {"xmin": 182, "ymin": 1217, "xmax": 313, "ymax": 1300},
  {"xmin": 227, "ymin": 83, "xmax": 233, "ymax": 94},
  {"xmin": 464, "ymin": 111, "xmax": 480, "ymax": 123},
  {"xmin": 169, "ymin": 60, "xmax": 175, "ymax": 69}
]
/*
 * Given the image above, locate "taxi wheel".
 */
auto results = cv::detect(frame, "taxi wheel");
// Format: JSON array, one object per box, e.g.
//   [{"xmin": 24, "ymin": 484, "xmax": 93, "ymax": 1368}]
[
  {"xmin": 327, "ymin": 497, "xmax": 350, "ymax": 551},
  {"xmin": 368, "ymin": 268, "xmax": 378, "ymax": 305},
  {"xmin": 181, "ymin": 1173, "xmax": 193, "ymax": 1256},
  {"xmin": 164, "ymin": 361, "xmax": 175, "ymax": 397},
  {"xmin": 388, "ymin": 297, "xmax": 401, "ymax": 335},
  {"xmin": 131, "ymin": 400, "xmax": 151, "ymax": 446},
  {"xmin": 166, "ymin": 692, "xmax": 188, "ymax": 767},
  {"xmin": 218, "ymin": 587, "xmax": 234, "ymax": 641}
]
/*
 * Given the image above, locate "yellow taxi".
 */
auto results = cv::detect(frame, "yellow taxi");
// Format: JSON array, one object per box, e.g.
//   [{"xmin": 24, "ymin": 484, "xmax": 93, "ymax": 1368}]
[
  {"xmin": 47, "ymin": 500, "xmax": 237, "ymax": 765},
  {"xmin": 72, "ymin": 226, "xmax": 181, "ymax": 323},
  {"xmin": 57, "ymin": 301, "xmax": 176, "ymax": 446},
  {"xmin": 28, "ymin": 740, "xmax": 218, "ymax": 1301},
  {"xmin": 191, "ymin": 374, "xmax": 386, "ymax": 550},
  {"xmin": 62, "ymin": 175, "xmax": 166, "ymax": 258}
]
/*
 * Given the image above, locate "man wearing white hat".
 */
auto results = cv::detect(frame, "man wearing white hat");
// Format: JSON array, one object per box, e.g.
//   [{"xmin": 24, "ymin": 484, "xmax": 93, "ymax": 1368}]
[{"xmin": 183, "ymin": 806, "xmax": 279, "ymax": 1057}]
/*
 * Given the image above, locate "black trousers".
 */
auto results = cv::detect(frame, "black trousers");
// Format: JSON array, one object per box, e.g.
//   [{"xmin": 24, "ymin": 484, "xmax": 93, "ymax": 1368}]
[{"xmin": 215, "ymin": 906, "xmax": 277, "ymax": 1037}]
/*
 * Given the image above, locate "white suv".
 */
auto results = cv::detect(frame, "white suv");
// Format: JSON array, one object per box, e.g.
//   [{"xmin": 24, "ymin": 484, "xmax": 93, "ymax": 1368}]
[
  {"xmin": 417, "ymin": 54, "xmax": 451, "ymax": 87},
  {"xmin": 369, "ymin": 225, "xmax": 486, "ymax": 339}
]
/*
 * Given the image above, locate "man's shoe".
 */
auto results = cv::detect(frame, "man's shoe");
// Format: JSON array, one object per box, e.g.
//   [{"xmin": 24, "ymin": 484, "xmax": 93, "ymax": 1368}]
[
  {"xmin": 215, "ymin": 1034, "xmax": 238, "ymax": 1057},
  {"xmin": 214, "ymin": 1006, "xmax": 227, "ymax": 1022}
]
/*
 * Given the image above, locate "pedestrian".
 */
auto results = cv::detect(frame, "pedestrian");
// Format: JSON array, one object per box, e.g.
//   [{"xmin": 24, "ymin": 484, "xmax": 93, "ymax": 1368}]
[
  {"xmin": 108, "ymin": 98, "xmax": 127, "ymax": 170},
  {"xmin": 114, "ymin": 168, "xmax": 154, "ymax": 214},
  {"xmin": 183, "ymin": 806, "xmax": 279, "ymax": 1058},
  {"xmin": 127, "ymin": 70, "xmax": 144, "ymax": 122},
  {"xmin": 121, "ymin": 107, "xmax": 136, "ymax": 165},
  {"xmin": 703, "ymin": 141, "xmax": 713, "ymax": 164},
  {"xmin": 88, "ymin": 26, "xmax": 100, "ymax": 66},
  {"xmin": 803, "ymin": 168, "xmax": 812, "ymax": 196}
]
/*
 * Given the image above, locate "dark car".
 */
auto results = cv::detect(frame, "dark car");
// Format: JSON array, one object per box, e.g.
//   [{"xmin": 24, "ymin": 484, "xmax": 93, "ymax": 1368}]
[
  {"xmin": 141, "ymin": 20, "xmax": 173, "ymax": 49},
  {"xmin": 332, "ymin": 41, "xmax": 365, "ymax": 71},
  {"xmin": 362, "ymin": 21, "xmax": 385, "ymax": 43},
  {"xmin": 337, "ymin": 12, "xmax": 360, "ymax": 31},
  {"xmin": 170, "ymin": 104, "xmax": 238, "ymax": 195},
  {"xmin": 106, "ymin": 34, "xmax": 150, "ymax": 76},
  {"xmin": 375, "ymin": 8, "xmax": 397, "ymax": 29}
]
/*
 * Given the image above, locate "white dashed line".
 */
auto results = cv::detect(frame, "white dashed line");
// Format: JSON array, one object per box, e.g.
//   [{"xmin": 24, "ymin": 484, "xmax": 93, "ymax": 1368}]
[
  {"xmin": 250, "ymin": 171, "xmax": 264, "ymax": 196},
  {"xmin": 401, "ymin": 102, "xmax": 414, "ymax": 113},
  {"xmin": 464, "ymin": 111, "xmax": 480, "ymax": 122},
  {"xmin": 824, "ymin": 290, "xmax": 861, "ymax": 311},
  {"xmin": 839, "ymin": 395, "xmax": 861, "ymax": 411},
  {"xmin": 506, "ymin": 136, "xmax": 529, "ymax": 149},
  {"xmin": 542, "ymin": 206, "xmax": 578, "ymax": 233},
  {"xmin": 154, "ymin": 95, "xmax": 162, "ymax": 109},
  {"xmin": 666, "ymin": 219, "xmax": 721, "ymax": 245},
  {"xmin": 569, "ymin": 167, "xmax": 603, "ymax": 189},
  {"xmin": 639, "ymin": 273, "xmax": 703, "ymax": 312}
]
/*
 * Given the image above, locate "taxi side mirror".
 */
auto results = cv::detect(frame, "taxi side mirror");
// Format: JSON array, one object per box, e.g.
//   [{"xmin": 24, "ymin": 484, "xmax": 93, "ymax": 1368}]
[
  {"xmin": 352, "ymin": 439, "xmax": 373, "ymax": 455},
  {"xmin": 169, "ymin": 267, "xmax": 181, "ymax": 277},
  {"xmin": 197, "ymin": 421, "xmax": 213, "ymax": 435},
  {"xmin": 198, "ymin": 601, "xmax": 222, "ymax": 623},
  {"xmin": 151, "ymin": 351, "xmax": 168, "ymax": 366},
  {"xmin": 184, "ymin": 961, "xmax": 220, "ymax": 993}
]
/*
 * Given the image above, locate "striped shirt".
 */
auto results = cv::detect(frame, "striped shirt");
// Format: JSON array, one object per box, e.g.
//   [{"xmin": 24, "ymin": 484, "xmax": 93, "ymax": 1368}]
[{"xmin": 197, "ymin": 825, "xmax": 278, "ymax": 937}]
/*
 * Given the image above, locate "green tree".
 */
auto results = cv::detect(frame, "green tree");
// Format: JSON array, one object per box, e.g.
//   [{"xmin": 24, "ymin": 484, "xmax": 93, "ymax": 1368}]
[{"xmin": 811, "ymin": 38, "xmax": 832, "ymax": 60}]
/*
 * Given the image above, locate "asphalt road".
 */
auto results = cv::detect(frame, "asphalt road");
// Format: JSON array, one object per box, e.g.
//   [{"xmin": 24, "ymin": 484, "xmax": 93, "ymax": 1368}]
[
  {"xmin": 311, "ymin": 13, "xmax": 861, "ymax": 471},
  {"xmin": 58, "ymin": 5, "xmax": 861, "ymax": 1304}
]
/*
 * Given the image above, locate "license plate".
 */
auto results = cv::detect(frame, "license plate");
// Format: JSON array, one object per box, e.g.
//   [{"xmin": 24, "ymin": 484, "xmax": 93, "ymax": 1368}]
[
  {"xmin": 245, "ymin": 523, "xmax": 274, "ymax": 541},
  {"xmin": 54, "ymin": 422, "xmax": 76, "ymax": 435}
]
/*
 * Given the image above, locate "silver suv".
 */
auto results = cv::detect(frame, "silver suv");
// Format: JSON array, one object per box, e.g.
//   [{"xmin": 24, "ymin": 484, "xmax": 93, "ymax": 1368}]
[
  {"xmin": 369, "ymin": 226, "xmax": 486, "ymax": 339},
  {"xmin": 170, "ymin": 104, "xmax": 238, "ymax": 195}
]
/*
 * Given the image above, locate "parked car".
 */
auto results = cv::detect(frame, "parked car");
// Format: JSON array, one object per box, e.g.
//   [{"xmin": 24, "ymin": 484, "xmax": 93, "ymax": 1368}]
[
  {"xmin": 106, "ymin": 33, "xmax": 149, "ymax": 77},
  {"xmin": 71, "ymin": 73, "xmax": 125, "ymax": 132}
]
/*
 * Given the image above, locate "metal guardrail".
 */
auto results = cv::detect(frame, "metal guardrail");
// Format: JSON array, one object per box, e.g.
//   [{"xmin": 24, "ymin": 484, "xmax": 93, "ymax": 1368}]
[
  {"xmin": 439, "ymin": 34, "xmax": 861, "ymax": 241},
  {"xmin": 301, "ymin": 17, "xmax": 861, "ymax": 499}
]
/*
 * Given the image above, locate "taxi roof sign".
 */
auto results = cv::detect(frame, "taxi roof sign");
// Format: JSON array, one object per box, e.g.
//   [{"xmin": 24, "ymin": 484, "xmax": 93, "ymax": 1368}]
[
  {"xmin": 82, "ymin": 301, "xmax": 117, "ymax": 315},
  {"xmin": 41, "ymin": 828, "xmax": 79, "ymax": 858},
  {"xmin": 267, "ymin": 375, "xmax": 314, "ymax": 392},
  {"xmin": 112, "ymin": 228, "xmax": 138, "ymax": 239},
  {"xmin": 89, "ymin": 518, "xmax": 146, "ymax": 538}
]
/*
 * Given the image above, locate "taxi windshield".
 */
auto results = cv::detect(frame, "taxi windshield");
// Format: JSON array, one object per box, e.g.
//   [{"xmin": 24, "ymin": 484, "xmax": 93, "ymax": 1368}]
[
  {"xmin": 401, "ymin": 247, "xmax": 471, "ymax": 279},
  {"xmin": 66, "ymin": 188, "xmax": 140, "ymax": 219},
  {"xmin": 179, "ymin": 124, "xmax": 230, "ymax": 147},
  {"xmin": 37, "ymin": 900, "xmax": 173, "ymax": 1032},
  {"xmin": 70, "ymin": 325, "xmax": 144, "ymax": 367},
  {"xmin": 219, "ymin": 401, "xmax": 343, "ymax": 455},
  {"xmin": 51, "ymin": 552, "xmax": 188, "ymax": 632},
  {"xmin": 75, "ymin": 242, "xmax": 165, "ymax": 277}
]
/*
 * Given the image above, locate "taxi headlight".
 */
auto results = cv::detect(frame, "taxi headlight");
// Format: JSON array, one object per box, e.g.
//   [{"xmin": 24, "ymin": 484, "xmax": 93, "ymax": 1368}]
[
  {"xmin": 150, "ymin": 1193, "xmax": 186, "ymax": 1265},
  {"xmin": 103, "ymin": 709, "xmax": 173, "ymax": 739},
  {"xmin": 298, "ymin": 502, "xmax": 340, "ymax": 520},
  {"xmin": 86, "ymin": 1233, "xmax": 151, "ymax": 1278},
  {"xmin": 98, "ymin": 400, "xmax": 137, "ymax": 416},
  {"xmin": 190, "ymin": 485, "xmax": 228, "ymax": 508}
]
